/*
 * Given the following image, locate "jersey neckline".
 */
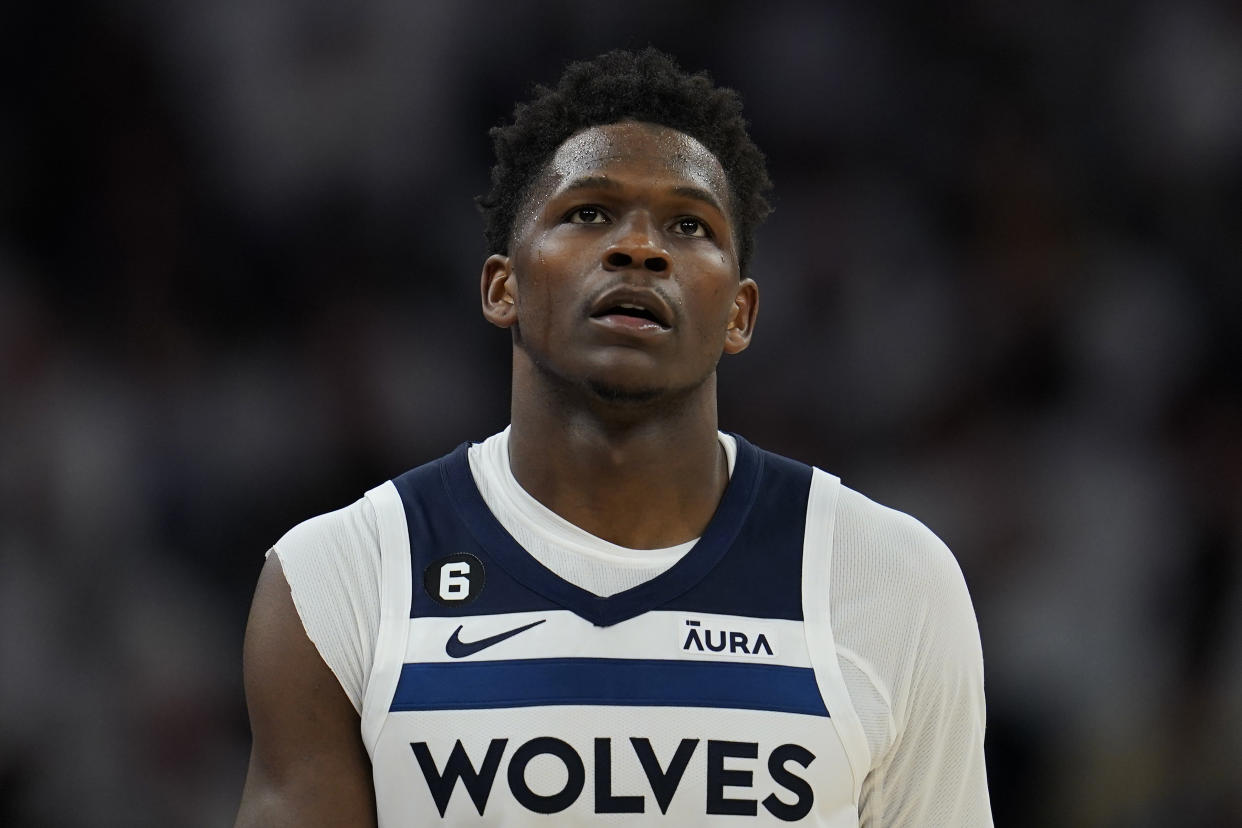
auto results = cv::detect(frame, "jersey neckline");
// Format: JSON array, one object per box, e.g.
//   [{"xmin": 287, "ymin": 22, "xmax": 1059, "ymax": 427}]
[{"xmin": 438, "ymin": 433, "xmax": 764, "ymax": 627}]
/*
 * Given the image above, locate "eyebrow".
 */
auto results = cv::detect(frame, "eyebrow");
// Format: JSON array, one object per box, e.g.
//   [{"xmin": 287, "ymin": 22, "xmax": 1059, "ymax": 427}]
[{"xmin": 559, "ymin": 176, "xmax": 727, "ymax": 215}]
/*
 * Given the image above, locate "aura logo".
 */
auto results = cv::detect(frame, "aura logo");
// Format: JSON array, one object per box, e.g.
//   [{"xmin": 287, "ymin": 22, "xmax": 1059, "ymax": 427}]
[{"xmin": 681, "ymin": 619, "xmax": 776, "ymax": 658}]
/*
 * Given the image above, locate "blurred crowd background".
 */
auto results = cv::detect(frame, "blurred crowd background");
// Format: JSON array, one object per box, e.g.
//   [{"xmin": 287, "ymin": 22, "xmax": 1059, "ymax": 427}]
[{"xmin": 3, "ymin": 1, "xmax": 1240, "ymax": 825}]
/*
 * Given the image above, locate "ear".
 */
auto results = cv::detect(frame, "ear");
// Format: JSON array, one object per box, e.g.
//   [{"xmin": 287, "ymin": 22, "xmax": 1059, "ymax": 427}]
[
  {"xmin": 723, "ymin": 277, "xmax": 759, "ymax": 355},
  {"xmin": 480, "ymin": 254, "xmax": 517, "ymax": 328}
]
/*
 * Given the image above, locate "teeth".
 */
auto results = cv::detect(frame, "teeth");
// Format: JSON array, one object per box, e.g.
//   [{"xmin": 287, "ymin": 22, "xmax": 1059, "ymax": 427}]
[{"xmin": 594, "ymin": 299, "xmax": 665, "ymax": 327}]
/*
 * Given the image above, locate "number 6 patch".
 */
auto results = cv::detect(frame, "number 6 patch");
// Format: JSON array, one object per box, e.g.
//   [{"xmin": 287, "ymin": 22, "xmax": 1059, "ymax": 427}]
[{"xmin": 424, "ymin": 553, "xmax": 485, "ymax": 607}]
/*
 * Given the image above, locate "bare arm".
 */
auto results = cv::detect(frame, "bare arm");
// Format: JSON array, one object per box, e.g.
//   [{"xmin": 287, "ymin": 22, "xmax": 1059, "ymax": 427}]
[{"xmin": 235, "ymin": 555, "xmax": 377, "ymax": 827}]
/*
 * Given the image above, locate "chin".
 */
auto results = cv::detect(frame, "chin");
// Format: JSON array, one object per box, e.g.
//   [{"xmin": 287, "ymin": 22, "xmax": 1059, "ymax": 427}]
[{"xmin": 584, "ymin": 379, "xmax": 667, "ymax": 405}]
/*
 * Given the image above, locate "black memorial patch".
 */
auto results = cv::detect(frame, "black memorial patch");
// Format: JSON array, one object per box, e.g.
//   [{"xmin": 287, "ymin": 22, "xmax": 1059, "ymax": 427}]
[{"xmin": 424, "ymin": 553, "xmax": 486, "ymax": 607}]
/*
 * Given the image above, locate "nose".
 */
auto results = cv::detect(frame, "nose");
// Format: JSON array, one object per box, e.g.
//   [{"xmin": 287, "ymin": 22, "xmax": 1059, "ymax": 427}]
[{"xmin": 602, "ymin": 213, "xmax": 670, "ymax": 273}]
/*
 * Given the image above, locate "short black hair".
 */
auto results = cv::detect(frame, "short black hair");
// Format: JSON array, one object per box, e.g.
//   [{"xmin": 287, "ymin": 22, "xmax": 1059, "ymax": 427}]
[{"xmin": 478, "ymin": 48, "xmax": 773, "ymax": 275}]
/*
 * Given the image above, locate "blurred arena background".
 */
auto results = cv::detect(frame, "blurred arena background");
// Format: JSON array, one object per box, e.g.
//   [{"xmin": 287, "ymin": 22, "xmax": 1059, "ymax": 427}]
[{"xmin": 2, "ymin": 1, "xmax": 1240, "ymax": 825}]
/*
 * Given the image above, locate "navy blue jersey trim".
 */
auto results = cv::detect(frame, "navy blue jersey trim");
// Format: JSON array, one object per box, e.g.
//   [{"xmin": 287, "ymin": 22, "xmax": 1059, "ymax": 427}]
[
  {"xmin": 390, "ymin": 657, "xmax": 829, "ymax": 717},
  {"xmin": 437, "ymin": 435, "xmax": 765, "ymax": 627}
]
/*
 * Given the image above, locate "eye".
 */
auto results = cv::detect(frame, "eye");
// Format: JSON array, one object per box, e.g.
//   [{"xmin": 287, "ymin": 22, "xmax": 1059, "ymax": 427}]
[
  {"xmin": 567, "ymin": 206, "xmax": 609, "ymax": 224},
  {"xmin": 671, "ymin": 217, "xmax": 711, "ymax": 238}
]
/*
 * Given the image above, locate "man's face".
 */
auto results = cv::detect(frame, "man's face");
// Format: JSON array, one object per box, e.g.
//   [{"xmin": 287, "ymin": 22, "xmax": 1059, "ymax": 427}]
[{"xmin": 483, "ymin": 121, "xmax": 758, "ymax": 403}]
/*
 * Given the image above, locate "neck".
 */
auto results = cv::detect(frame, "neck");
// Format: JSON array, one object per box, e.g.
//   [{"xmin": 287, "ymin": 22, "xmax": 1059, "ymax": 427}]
[{"xmin": 506, "ymin": 357, "xmax": 728, "ymax": 549}]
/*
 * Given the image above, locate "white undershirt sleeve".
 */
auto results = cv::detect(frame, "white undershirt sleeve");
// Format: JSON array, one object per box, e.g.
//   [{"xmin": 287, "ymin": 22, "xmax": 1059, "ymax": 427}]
[
  {"xmin": 266, "ymin": 434, "xmax": 991, "ymax": 828},
  {"xmin": 832, "ymin": 487, "xmax": 992, "ymax": 827},
  {"xmin": 269, "ymin": 497, "xmax": 382, "ymax": 714}
]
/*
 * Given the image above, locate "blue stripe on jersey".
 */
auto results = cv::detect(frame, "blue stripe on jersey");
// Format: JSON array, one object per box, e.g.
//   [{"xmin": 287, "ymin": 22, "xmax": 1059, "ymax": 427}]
[{"xmin": 389, "ymin": 658, "xmax": 829, "ymax": 717}]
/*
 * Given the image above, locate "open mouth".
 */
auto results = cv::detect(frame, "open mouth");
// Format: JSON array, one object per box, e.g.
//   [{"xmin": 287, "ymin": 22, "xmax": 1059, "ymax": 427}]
[{"xmin": 590, "ymin": 302, "xmax": 670, "ymax": 329}]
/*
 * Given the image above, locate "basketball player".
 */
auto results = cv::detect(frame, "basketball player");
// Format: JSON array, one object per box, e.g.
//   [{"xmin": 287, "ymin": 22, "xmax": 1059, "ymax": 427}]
[{"xmin": 235, "ymin": 49, "xmax": 991, "ymax": 826}]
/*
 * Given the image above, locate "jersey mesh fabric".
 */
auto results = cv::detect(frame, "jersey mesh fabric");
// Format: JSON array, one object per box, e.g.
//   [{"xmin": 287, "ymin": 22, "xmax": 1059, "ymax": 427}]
[
  {"xmin": 269, "ymin": 497, "xmax": 381, "ymax": 714},
  {"xmin": 832, "ymin": 487, "xmax": 989, "ymax": 826},
  {"xmin": 271, "ymin": 430, "xmax": 990, "ymax": 825}
]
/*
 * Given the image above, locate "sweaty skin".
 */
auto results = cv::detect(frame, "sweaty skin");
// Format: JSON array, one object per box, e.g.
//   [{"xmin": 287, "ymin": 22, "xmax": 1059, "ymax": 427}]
[
  {"xmin": 481, "ymin": 121, "xmax": 759, "ymax": 549},
  {"xmin": 235, "ymin": 556, "xmax": 377, "ymax": 828},
  {"xmin": 236, "ymin": 120, "xmax": 758, "ymax": 826}
]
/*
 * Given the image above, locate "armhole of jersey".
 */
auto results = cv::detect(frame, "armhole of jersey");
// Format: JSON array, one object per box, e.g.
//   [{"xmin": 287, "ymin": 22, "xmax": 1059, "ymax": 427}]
[
  {"xmin": 802, "ymin": 467, "xmax": 871, "ymax": 804},
  {"xmin": 360, "ymin": 481, "xmax": 412, "ymax": 754}
]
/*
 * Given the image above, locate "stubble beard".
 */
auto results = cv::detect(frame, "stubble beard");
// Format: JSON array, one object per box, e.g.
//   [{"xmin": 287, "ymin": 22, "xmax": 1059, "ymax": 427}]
[
  {"xmin": 583, "ymin": 378, "xmax": 666, "ymax": 406},
  {"xmin": 520, "ymin": 339, "xmax": 717, "ymax": 413}
]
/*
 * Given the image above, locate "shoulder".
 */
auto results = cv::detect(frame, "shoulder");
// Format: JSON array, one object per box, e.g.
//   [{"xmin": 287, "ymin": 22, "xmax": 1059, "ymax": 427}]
[
  {"xmin": 273, "ymin": 495, "xmax": 380, "ymax": 562},
  {"xmin": 747, "ymin": 439, "xmax": 972, "ymax": 608},
  {"xmin": 269, "ymin": 495, "xmax": 383, "ymax": 615},
  {"xmin": 832, "ymin": 483, "xmax": 968, "ymax": 598},
  {"xmin": 830, "ymin": 480, "xmax": 984, "ymax": 706},
  {"xmin": 825, "ymin": 479, "xmax": 983, "ymax": 686},
  {"xmin": 268, "ymin": 494, "xmax": 386, "ymax": 713},
  {"xmin": 802, "ymin": 474, "xmax": 990, "ymax": 822}
]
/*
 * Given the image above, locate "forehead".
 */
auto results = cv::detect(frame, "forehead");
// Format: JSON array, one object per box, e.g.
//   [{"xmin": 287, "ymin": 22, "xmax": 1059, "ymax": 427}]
[{"xmin": 535, "ymin": 121, "xmax": 729, "ymax": 210}]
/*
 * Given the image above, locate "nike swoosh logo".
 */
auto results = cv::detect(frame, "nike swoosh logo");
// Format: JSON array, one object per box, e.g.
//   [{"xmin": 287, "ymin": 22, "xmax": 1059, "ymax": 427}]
[{"xmin": 445, "ymin": 619, "xmax": 547, "ymax": 658}]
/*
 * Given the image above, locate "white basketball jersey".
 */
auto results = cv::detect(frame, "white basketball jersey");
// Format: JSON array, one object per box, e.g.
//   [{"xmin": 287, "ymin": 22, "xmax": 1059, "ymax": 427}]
[{"xmin": 359, "ymin": 436, "xmax": 869, "ymax": 825}]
